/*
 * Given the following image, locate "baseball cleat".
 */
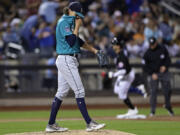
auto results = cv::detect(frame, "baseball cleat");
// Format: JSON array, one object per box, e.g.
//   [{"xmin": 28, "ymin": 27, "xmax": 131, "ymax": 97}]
[
  {"xmin": 165, "ymin": 107, "xmax": 174, "ymax": 116},
  {"xmin": 86, "ymin": 120, "xmax": 106, "ymax": 132},
  {"xmin": 116, "ymin": 107, "xmax": 138, "ymax": 119},
  {"xmin": 126, "ymin": 107, "xmax": 138, "ymax": 116},
  {"xmin": 149, "ymin": 112, "xmax": 155, "ymax": 117},
  {"xmin": 45, "ymin": 123, "xmax": 68, "ymax": 132}
]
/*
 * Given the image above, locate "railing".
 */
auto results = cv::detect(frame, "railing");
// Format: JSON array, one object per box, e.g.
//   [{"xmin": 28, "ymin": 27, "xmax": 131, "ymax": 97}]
[
  {"xmin": 0, "ymin": 62, "xmax": 180, "ymax": 97},
  {"xmin": 161, "ymin": 0, "xmax": 180, "ymax": 16}
]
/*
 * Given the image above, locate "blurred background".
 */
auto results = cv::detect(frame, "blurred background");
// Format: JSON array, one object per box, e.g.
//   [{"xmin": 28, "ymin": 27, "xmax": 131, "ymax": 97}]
[{"xmin": 0, "ymin": 0, "xmax": 180, "ymax": 101}]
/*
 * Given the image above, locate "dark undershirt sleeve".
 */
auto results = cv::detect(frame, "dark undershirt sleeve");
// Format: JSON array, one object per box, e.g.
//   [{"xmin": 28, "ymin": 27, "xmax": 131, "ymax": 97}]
[
  {"xmin": 77, "ymin": 37, "xmax": 85, "ymax": 47},
  {"xmin": 65, "ymin": 34, "xmax": 85, "ymax": 47},
  {"xmin": 65, "ymin": 34, "xmax": 76, "ymax": 47}
]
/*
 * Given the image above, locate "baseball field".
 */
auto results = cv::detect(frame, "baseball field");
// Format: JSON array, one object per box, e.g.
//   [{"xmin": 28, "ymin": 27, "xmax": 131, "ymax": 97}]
[{"xmin": 0, "ymin": 107, "xmax": 180, "ymax": 135}]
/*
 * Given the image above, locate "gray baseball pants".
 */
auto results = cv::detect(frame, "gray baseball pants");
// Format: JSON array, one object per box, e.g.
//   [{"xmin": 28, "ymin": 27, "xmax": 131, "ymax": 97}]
[
  {"xmin": 148, "ymin": 72, "xmax": 172, "ymax": 113},
  {"xmin": 55, "ymin": 55, "xmax": 85, "ymax": 100}
]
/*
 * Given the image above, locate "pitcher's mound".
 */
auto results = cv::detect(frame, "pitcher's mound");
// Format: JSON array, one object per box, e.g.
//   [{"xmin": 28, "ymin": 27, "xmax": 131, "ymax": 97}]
[{"xmin": 6, "ymin": 130, "xmax": 135, "ymax": 135}]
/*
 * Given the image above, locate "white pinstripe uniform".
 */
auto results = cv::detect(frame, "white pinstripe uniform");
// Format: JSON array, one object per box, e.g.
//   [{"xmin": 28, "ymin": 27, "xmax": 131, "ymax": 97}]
[
  {"xmin": 111, "ymin": 50, "xmax": 135, "ymax": 100},
  {"xmin": 114, "ymin": 69, "xmax": 135, "ymax": 99}
]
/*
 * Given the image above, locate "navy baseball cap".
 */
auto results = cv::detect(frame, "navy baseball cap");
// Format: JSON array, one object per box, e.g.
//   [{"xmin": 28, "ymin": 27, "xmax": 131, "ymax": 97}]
[
  {"xmin": 148, "ymin": 37, "xmax": 156, "ymax": 45},
  {"xmin": 69, "ymin": 2, "xmax": 84, "ymax": 18}
]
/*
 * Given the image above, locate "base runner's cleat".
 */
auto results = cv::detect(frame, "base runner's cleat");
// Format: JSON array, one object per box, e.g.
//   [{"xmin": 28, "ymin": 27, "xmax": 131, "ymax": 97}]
[
  {"xmin": 116, "ymin": 107, "xmax": 138, "ymax": 119},
  {"xmin": 126, "ymin": 107, "xmax": 138, "ymax": 116}
]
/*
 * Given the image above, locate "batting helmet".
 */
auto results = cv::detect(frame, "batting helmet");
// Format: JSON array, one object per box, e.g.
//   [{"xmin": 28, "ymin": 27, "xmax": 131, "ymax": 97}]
[{"xmin": 111, "ymin": 37, "xmax": 125, "ymax": 48}]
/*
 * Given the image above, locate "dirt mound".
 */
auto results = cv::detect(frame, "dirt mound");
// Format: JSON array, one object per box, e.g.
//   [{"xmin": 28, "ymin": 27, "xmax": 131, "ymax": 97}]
[{"xmin": 6, "ymin": 130, "xmax": 135, "ymax": 135}]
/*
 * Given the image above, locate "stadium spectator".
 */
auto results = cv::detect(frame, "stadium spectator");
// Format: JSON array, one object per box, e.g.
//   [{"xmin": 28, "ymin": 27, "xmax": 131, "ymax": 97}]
[
  {"xmin": 26, "ymin": 0, "xmax": 41, "ymax": 16},
  {"xmin": 2, "ymin": 26, "xmax": 21, "ymax": 44},
  {"xmin": 87, "ymin": 2, "xmax": 101, "ymax": 30},
  {"xmin": 126, "ymin": 38, "xmax": 141, "ymax": 58},
  {"xmin": 96, "ymin": 36, "xmax": 109, "ymax": 53},
  {"xmin": 0, "ymin": 0, "xmax": 12, "ymax": 11},
  {"xmin": 144, "ymin": 19, "xmax": 162, "ymax": 42},
  {"xmin": 125, "ymin": 0, "xmax": 143, "ymax": 15},
  {"xmin": 10, "ymin": 18, "xmax": 22, "ymax": 35},
  {"xmin": 78, "ymin": 0, "xmax": 93, "ymax": 15},
  {"xmin": 78, "ymin": 16, "xmax": 91, "ymax": 42},
  {"xmin": 133, "ymin": 23, "xmax": 145, "ymax": 45},
  {"xmin": 133, "ymin": 23, "xmax": 149, "ymax": 56},
  {"xmin": 20, "ymin": 15, "xmax": 44, "ymax": 52},
  {"xmin": 123, "ymin": 14, "xmax": 133, "ymax": 33},
  {"xmin": 173, "ymin": 21, "xmax": 180, "ymax": 40},
  {"xmin": 38, "ymin": 0, "xmax": 68, "ymax": 24},
  {"xmin": 113, "ymin": 10, "xmax": 122, "ymax": 28},
  {"xmin": 140, "ymin": 0, "xmax": 150, "ymax": 14},
  {"xmin": 95, "ymin": 11, "xmax": 110, "ymax": 37},
  {"xmin": 174, "ymin": 33, "xmax": 180, "ymax": 47},
  {"xmin": 0, "ymin": 0, "xmax": 179, "ymax": 59},
  {"xmin": 107, "ymin": 0, "xmax": 127, "ymax": 15},
  {"xmin": 35, "ymin": 21, "xmax": 55, "ymax": 57},
  {"xmin": 165, "ymin": 41, "xmax": 180, "ymax": 57},
  {"xmin": 0, "ymin": 36, "xmax": 4, "ymax": 55},
  {"xmin": 159, "ymin": 15, "xmax": 174, "ymax": 44}
]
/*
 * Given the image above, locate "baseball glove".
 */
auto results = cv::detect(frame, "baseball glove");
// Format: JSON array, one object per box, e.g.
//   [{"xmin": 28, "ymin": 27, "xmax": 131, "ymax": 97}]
[{"xmin": 96, "ymin": 50, "xmax": 109, "ymax": 68}]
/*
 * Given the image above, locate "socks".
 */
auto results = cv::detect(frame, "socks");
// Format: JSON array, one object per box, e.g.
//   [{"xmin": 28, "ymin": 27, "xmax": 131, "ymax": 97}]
[
  {"xmin": 123, "ymin": 97, "xmax": 135, "ymax": 110},
  {"xmin": 48, "ymin": 97, "xmax": 91, "ymax": 125},
  {"xmin": 129, "ymin": 87, "xmax": 143, "ymax": 95},
  {"xmin": 76, "ymin": 98, "xmax": 91, "ymax": 124},
  {"xmin": 48, "ymin": 97, "xmax": 62, "ymax": 125}
]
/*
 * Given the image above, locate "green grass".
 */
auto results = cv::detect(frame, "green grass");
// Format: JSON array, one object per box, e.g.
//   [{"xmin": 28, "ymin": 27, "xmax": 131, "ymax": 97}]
[{"xmin": 0, "ymin": 107, "xmax": 180, "ymax": 135}]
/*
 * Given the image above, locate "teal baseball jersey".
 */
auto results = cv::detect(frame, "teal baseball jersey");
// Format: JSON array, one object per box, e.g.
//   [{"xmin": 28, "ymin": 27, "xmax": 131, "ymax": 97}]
[{"xmin": 56, "ymin": 15, "xmax": 81, "ymax": 54}]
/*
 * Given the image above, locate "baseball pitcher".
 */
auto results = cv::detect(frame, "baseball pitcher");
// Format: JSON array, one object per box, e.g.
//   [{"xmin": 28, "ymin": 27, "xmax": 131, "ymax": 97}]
[{"xmin": 46, "ymin": 2, "xmax": 108, "ymax": 132}]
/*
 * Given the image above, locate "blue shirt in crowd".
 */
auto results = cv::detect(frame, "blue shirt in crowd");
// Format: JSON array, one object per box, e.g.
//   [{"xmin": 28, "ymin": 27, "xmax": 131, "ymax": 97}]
[
  {"xmin": 35, "ymin": 27, "xmax": 55, "ymax": 47},
  {"xmin": 21, "ymin": 15, "xmax": 39, "ymax": 51},
  {"xmin": 38, "ymin": 1, "xmax": 59, "ymax": 23},
  {"xmin": 21, "ymin": 15, "xmax": 38, "ymax": 41}
]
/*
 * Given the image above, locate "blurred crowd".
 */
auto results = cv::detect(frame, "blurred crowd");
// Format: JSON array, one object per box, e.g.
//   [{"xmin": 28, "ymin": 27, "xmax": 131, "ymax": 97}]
[{"xmin": 0, "ymin": 0, "xmax": 180, "ymax": 60}]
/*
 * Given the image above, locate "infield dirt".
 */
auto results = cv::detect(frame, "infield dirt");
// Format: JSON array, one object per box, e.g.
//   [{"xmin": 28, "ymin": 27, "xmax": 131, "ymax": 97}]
[{"xmin": 6, "ymin": 130, "xmax": 136, "ymax": 135}]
